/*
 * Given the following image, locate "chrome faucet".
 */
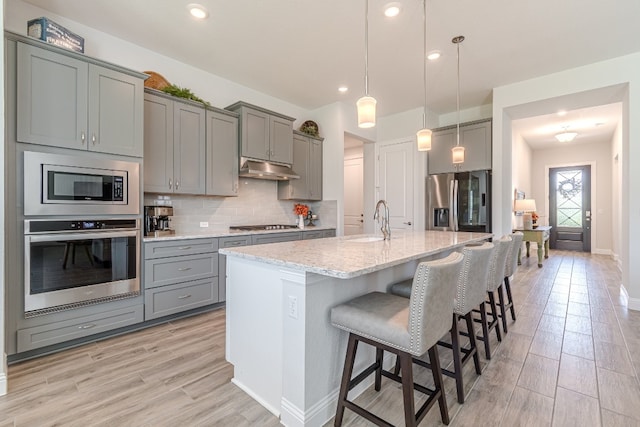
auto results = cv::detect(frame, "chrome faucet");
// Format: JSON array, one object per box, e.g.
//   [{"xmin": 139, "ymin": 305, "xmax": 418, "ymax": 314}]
[{"xmin": 374, "ymin": 199, "xmax": 391, "ymax": 240}]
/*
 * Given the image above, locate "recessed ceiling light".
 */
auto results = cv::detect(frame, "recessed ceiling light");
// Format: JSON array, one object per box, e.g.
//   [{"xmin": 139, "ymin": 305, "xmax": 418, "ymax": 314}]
[
  {"xmin": 427, "ymin": 50, "xmax": 441, "ymax": 60},
  {"xmin": 384, "ymin": 2, "xmax": 401, "ymax": 17},
  {"xmin": 594, "ymin": 122, "xmax": 604, "ymax": 126},
  {"xmin": 338, "ymin": 86, "xmax": 349, "ymax": 93},
  {"xmin": 188, "ymin": 3, "xmax": 209, "ymax": 19},
  {"xmin": 557, "ymin": 110, "xmax": 567, "ymax": 116}
]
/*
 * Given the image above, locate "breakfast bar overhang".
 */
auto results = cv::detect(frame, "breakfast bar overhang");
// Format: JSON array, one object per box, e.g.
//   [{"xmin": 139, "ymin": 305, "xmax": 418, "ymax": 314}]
[{"xmin": 220, "ymin": 230, "xmax": 491, "ymax": 427}]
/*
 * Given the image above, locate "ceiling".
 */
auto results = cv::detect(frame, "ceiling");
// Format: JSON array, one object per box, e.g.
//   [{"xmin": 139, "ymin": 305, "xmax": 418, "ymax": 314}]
[{"xmin": 20, "ymin": 0, "xmax": 639, "ymax": 147}]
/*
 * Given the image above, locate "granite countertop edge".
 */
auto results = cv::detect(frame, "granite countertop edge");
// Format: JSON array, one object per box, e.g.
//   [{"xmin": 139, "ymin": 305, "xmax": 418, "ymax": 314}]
[{"xmin": 143, "ymin": 225, "xmax": 336, "ymax": 242}]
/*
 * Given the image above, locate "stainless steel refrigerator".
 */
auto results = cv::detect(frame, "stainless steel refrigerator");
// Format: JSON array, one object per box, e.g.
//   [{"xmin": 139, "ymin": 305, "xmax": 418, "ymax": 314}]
[{"xmin": 426, "ymin": 170, "xmax": 491, "ymax": 232}]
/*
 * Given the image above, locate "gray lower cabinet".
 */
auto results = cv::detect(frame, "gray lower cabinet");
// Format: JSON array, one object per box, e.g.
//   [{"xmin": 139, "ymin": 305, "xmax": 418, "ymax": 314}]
[
  {"xmin": 428, "ymin": 119, "xmax": 492, "ymax": 173},
  {"xmin": 323, "ymin": 230, "xmax": 337, "ymax": 238},
  {"xmin": 143, "ymin": 238, "xmax": 219, "ymax": 320},
  {"xmin": 302, "ymin": 230, "xmax": 324, "ymax": 240},
  {"xmin": 206, "ymin": 109, "xmax": 239, "ymax": 196},
  {"xmin": 16, "ymin": 305, "xmax": 144, "ymax": 353},
  {"xmin": 251, "ymin": 232, "xmax": 302, "ymax": 245},
  {"xmin": 15, "ymin": 39, "xmax": 144, "ymax": 157},
  {"xmin": 278, "ymin": 131, "xmax": 323, "ymax": 201},
  {"xmin": 218, "ymin": 236, "xmax": 252, "ymax": 302},
  {"xmin": 144, "ymin": 89, "xmax": 206, "ymax": 194}
]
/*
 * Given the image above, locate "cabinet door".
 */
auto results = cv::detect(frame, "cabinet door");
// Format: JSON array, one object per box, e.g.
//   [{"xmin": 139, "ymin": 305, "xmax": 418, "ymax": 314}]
[
  {"xmin": 206, "ymin": 111, "xmax": 239, "ymax": 196},
  {"xmin": 88, "ymin": 65, "xmax": 144, "ymax": 157},
  {"xmin": 309, "ymin": 137, "xmax": 323, "ymax": 200},
  {"xmin": 270, "ymin": 116, "xmax": 294, "ymax": 164},
  {"xmin": 174, "ymin": 102, "xmax": 206, "ymax": 194},
  {"xmin": 428, "ymin": 128, "xmax": 456, "ymax": 174},
  {"xmin": 143, "ymin": 93, "xmax": 174, "ymax": 193},
  {"xmin": 251, "ymin": 232, "xmax": 301, "ymax": 245},
  {"xmin": 218, "ymin": 236, "xmax": 251, "ymax": 302},
  {"xmin": 290, "ymin": 134, "xmax": 311, "ymax": 199},
  {"xmin": 16, "ymin": 42, "xmax": 88, "ymax": 149},
  {"xmin": 458, "ymin": 120, "xmax": 492, "ymax": 172},
  {"xmin": 241, "ymin": 107, "xmax": 270, "ymax": 161}
]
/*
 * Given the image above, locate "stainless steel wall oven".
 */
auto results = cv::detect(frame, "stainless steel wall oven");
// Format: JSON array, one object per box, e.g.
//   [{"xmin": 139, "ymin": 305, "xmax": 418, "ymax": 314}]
[{"xmin": 24, "ymin": 219, "xmax": 141, "ymax": 317}]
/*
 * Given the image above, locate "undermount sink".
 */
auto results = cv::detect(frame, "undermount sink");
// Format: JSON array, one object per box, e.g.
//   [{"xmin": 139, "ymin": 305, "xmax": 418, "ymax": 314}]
[{"xmin": 348, "ymin": 236, "xmax": 385, "ymax": 243}]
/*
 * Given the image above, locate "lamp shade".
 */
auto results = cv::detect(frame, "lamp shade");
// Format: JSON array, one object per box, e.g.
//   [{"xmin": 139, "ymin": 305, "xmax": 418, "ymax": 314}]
[
  {"xmin": 452, "ymin": 145, "xmax": 465, "ymax": 164},
  {"xmin": 357, "ymin": 96, "xmax": 376, "ymax": 128},
  {"xmin": 416, "ymin": 128, "xmax": 432, "ymax": 151},
  {"xmin": 514, "ymin": 198, "xmax": 537, "ymax": 212}
]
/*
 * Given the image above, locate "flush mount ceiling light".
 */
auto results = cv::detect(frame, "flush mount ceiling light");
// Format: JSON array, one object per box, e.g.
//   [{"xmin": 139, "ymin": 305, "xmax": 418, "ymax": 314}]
[
  {"xmin": 427, "ymin": 50, "xmax": 441, "ymax": 60},
  {"xmin": 357, "ymin": 0, "xmax": 376, "ymax": 128},
  {"xmin": 416, "ymin": 0, "xmax": 432, "ymax": 151},
  {"xmin": 188, "ymin": 3, "xmax": 209, "ymax": 19},
  {"xmin": 557, "ymin": 110, "xmax": 567, "ymax": 116},
  {"xmin": 384, "ymin": 2, "xmax": 401, "ymax": 17},
  {"xmin": 555, "ymin": 129, "xmax": 578, "ymax": 142},
  {"xmin": 451, "ymin": 35, "xmax": 465, "ymax": 164},
  {"xmin": 338, "ymin": 86, "xmax": 349, "ymax": 93}
]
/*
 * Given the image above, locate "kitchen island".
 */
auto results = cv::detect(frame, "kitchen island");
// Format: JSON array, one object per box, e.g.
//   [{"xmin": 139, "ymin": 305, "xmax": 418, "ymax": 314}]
[{"xmin": 220, "ymin": 230, "xmax": 491, "ymax": 427}]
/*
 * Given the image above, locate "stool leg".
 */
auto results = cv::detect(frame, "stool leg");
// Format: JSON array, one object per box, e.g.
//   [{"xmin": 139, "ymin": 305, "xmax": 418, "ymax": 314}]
[
  {"xmin": 497, "ymin": 284, "xmax": 509, "ymax": 335},
  {"xmin": 428, "ymin": 345, "xmax": 450, "ymax": 425},
  {"xmin": 505, "ymin": 277, "xmax": 517, "ymax": 321},
  {"xmin": 488, "ymin": 291, "xmax": 502, "ymax": 342},
  {"xmin": 398, "ymin": 351, "xmax": 416, "ymax": 427},
  {"xmin": 479, "ymin": 302, "xmax": 491, "ymax": 360},
  {"xmin": 450, "ymin": 313, "xmax": 465, "ymax": 403},
  {"xmin": 374, "ymin": 348, "xmax": 383, "ymax": 392},
  {"xmin": 335, "ymin": 333, "xmax": 358, "ymax": 427},
  {"xmin": 464, "ymin": 312, "xmax": 482, "ymax": 375}
]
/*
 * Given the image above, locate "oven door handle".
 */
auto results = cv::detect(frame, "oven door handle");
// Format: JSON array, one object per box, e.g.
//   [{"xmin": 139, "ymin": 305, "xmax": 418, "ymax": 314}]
[{"xmin": 26, "ymin": 230, "xmax": 138, "ymax": 243}]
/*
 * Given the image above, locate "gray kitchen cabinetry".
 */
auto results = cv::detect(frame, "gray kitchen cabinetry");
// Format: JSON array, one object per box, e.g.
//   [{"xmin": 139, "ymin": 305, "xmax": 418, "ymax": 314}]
[
  {"xmin": 15, "ymin": 40, "xmax": 145, "ymax": 157},
  {"xmin": 144, "ymin": 90, "xmax": 206, "ymax": 195},
  {"xmin": 428, "ymin": 119, "xmax": 492, "ymax": 174},
  {"xmin": 302, "ymin": 230, "xmax": 324, "ymax": 240},
  {"xmin": 218, "ymin": 236, "xmax": 252, "ymax": 302},
  {"xmin": 323, "ymin": 229, "xmax": 337, "ymax": 238},
  {"xmin": 226, "ymin": 101, "xmax": 295, "ymax": 165},
  {"xmin": 144, "ymin": 238, "xmax": 219, "ymax": 320},
  {"xmin": 278, "ymin": 131, "xmax": 323, "ymax": 201},
  {"xmin": 206, "ymin": 109, "xmax": 240, "ymax": 196},
  {"xmin": 251, "ymin": 232, "xmax": 302, "ymax": 245}
]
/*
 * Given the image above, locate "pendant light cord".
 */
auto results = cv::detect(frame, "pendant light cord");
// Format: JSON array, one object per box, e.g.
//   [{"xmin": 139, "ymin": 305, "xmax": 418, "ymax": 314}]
[
  {"xmin": 456, "ymin": 39, "xmax": 460, "ymax": 146},
  {"xmin": 422, "ymin": 0, "xmax": 427, "ymax": 128},
  {"xmin": 364, "ymin": 0, "xmax": 369, "ymax": 96}
]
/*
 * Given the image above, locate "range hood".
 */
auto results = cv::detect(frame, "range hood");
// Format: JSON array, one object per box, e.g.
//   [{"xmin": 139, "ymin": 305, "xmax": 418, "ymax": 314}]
[{"xmin": 238, "ymin": 158, "xmax": 300, "ymax": 181}]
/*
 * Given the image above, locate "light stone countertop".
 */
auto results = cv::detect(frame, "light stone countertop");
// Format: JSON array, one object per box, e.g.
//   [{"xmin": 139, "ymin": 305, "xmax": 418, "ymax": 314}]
[
  {"xmin": 142, "ymin": 225, "xmax": 336, "ymax": 242},
  {"xmin": 220, "ymin": 230, "xmax": 492, "ymax": 279}
]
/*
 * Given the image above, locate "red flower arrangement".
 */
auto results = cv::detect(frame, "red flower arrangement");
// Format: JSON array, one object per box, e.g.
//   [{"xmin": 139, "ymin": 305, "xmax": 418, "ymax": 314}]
[
  {"xmin": 294, "ymin": 203, "xmax": 309, "ymax": 217},
  {"xmin": 531, "ymin": 212, "xmax": 539, "ymax": 222}
]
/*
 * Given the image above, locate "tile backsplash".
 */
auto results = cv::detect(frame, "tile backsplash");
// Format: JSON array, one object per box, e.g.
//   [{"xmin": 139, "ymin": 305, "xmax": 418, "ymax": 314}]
[{"xmin": 144, "ymin": 179, "xmax": 337, "ymax": 235}]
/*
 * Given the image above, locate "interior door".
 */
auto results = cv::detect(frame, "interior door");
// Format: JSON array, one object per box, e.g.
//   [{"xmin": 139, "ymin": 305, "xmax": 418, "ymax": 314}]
[
  {"xmin": 378, "ymin": 141, "xmax": 414, "ymax": 230},
  {"xmin": 344, "ymin": 157, "xmax": 364, "ymax": 235},
  {"xmin": 549, "ymin": 165, "xmax": 591, "ymax": 251}
]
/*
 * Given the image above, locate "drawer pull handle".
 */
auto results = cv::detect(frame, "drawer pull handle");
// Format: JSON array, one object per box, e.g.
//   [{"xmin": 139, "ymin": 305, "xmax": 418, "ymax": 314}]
[
  {"xmin": 178, "ymin": 267, "xmax": 192, "ymax": 271},
  {"xmin": 78, "ymin": 323, "xmax": 96, "ymax": 330},
  {"xmin": 178, "ymin": 294, "xmax": 192, "ymax": 299},
  {"xmin": 178, "ymin": 246, "xmax": 191, "ymax": 250}
]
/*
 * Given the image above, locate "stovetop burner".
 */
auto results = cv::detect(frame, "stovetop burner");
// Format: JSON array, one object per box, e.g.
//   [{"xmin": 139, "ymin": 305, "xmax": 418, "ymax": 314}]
[{"xmin": 230, "ymin": 224, "xmax": 300, "ymax": 231}]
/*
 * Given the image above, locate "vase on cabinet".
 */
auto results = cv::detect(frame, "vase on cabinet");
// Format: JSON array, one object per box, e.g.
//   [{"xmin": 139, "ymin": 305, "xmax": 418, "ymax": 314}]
[{"xmin": 298, "ymin": 215, "xmax": 305, "ymax": 229}]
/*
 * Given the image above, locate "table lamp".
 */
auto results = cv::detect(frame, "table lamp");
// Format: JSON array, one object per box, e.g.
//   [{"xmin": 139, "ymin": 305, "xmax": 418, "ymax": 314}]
[{"xmin": 514, "ymin": 199, "xmax": 537, "ymax": 230}]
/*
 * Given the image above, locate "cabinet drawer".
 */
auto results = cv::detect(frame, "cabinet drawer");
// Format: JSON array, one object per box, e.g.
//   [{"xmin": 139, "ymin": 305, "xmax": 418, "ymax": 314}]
[
  {"xmin": 219, "ymin": 236, "xmax": 252, "ymax": 248},
  {"xmin": 17, "ymin": 305, "xmax": 144, "ymax": 353},
  {"xmin": 323, "ymin": 229, "xmax": 336, "ymax": 238},
  {"xmin": 252, "ymin": 232, "xmax": 301, "ymax": 245},
  {"xmin": 144, "ymin": 238, "xmax": 218, "ymax": 259},
  {"xmin": 144, "ymin": 277, "xmax": 218, "ymax": 320},
  {"xmin": 302, "ymin": 231, "xmax": 324, "ymax": 240},
  {"xmin": 145, "ymin": 253, "xmax": 218, "ymax": 289}
]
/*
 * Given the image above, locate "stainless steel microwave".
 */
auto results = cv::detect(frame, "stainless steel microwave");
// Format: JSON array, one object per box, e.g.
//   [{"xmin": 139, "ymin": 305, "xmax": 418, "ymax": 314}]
[{"xmin": 24, "ymin": 151, "xmax": 140, "ymax": 216}]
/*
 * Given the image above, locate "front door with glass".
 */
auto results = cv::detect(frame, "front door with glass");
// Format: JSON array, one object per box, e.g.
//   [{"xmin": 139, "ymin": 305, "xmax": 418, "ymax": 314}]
[{"xmin": 549, "ymin": 165, "xmax": 591, "ymax": 251}]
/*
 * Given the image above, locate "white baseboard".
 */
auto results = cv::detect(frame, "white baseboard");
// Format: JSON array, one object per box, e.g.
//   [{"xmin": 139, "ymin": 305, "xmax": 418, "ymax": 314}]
[
  {"xmin": 592, "ymin": 248, "xmax": 612, "ymax": 256},
  {"xmin": 231, "ymin": 378, "xmax": 281, "ymax": 418},
  {"xmin": 0, "ymin": 373, "xmax": 6, "ymax": 396}
]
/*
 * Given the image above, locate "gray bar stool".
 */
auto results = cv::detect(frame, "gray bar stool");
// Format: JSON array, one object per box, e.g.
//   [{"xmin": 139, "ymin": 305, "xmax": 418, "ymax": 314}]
[
  {"xmin": 475, "ymin": 236, "xmax": 511, "ymax": 359},
  {"xmin": 502, "ymin": 232, "xmax": 524, "ymax": 330},
  {"xmin": 330, "ymin": 252, "xmax": 464, "ymax": 427},
  {"xmin": 390, "ymin": 242, "xmax": 495, "ymax": 404}
]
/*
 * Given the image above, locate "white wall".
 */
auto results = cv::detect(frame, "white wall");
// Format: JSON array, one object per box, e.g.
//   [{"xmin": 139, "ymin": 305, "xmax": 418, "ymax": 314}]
[
  {"xmin": 612, "ymin": 122, "xmax": 623, "ymax": 267},
  {"xmin": 512, "ymin": 132, "xmax": 533, "ymax": 229},
  {"xmin": 493, "ymin": 52, "xmax": 640, "ymax": 309},
  {"xmin": 531, "ymin": 140, "xmax": 613, "ymax": 254},
  {"xmin": 0, "ymin": 0, "xmax": 7, "ymax": 398}
]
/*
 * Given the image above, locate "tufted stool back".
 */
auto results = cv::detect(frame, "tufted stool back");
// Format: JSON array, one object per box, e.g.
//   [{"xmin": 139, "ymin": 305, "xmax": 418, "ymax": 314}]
[
  {"xmin": 454, "ymin": 242, "xmax": 495, "ymax": 315},
  {"xmin": 504, "ymin": 232, "xmax": 524, "ymax": 278},
  {"xmin": 486, "ymin": 236, "xmax": 511, "ymax": 292}
]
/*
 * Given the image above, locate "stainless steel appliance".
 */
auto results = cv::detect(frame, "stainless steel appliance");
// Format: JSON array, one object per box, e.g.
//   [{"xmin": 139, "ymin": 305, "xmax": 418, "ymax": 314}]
[
  {"xmin": 229, "ymin": 224, "xmax": 299, "ymax": 231},
  {"xmin": 144, "ymin": 206, "xmax": 175, "ymax": 237},
  {"xmin": 24, "ymin": 219, "xmax": 140, "ymax": 317},
  {"xmin": 24, "ymin": 151, "xmax": 140, "ymax": 216},
  {"xmin": 426, "ymin": 170, "xmax": 491, "ymax": 233}
]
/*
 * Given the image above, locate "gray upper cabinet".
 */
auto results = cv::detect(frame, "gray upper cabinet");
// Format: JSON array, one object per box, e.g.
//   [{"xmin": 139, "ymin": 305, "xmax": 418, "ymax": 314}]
[
  {"xmin": 206, "ymin": 109, "xmax": 239, "ymax": 196},
  {"xmin": 428, "ymin": 119, "xmax": 492, "ymax": 173},
  {"xmin": 227, "ymin": 101, "xmax": 295, "ymax": 164},
  {"xmin": 144, "ymin": 90, "xmax": 205, "ymax": 195},
  {"xmin": 16, "ymin": 41, "xmax": 144, "ymax": 157},
  {"xmin": 278, "ymin": 131, "xmax": 323, "ymax": 200}
]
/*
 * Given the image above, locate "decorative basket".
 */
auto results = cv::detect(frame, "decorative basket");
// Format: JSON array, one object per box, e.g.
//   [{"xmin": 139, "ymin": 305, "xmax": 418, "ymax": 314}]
[
  {"xmin": 299, "ymin": 120, "xmax": 319, "ymax": 137},
  {"xmin": 143, "ymin": 71, "xmax": 170, "ymax": 90}
]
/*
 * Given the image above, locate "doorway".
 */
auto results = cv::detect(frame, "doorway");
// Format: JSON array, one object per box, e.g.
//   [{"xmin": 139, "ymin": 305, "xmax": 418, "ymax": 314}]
[
  {"xmin": 549, "ymin": 165, "xmax": 591, "ymax": 251},
  {"xmin": 344, "ymin": 137, "xmax": 364, "ymax": 236}
]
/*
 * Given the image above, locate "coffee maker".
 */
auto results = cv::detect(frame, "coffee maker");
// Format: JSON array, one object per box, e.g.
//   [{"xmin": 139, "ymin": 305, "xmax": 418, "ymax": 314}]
[{"xmin": 144, "ymin": 206, "xmax": 174, "ymax": 236}]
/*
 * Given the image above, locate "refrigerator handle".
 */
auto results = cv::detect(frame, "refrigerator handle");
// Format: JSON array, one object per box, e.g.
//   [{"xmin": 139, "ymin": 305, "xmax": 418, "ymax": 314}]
[{"xmin": 452, "ymin": 179, "xmax": 459, "ymax": 231}]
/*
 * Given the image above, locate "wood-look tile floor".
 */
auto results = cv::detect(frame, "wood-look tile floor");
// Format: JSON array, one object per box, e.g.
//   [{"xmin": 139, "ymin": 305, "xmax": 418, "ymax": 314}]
[{"xmin": 2, "ymin": 250, "xmax": 639, "ymax": 426}]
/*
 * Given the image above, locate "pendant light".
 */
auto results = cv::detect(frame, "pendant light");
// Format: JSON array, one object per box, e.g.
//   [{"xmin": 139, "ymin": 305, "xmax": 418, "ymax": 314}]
[
  {"xmin": 416, "ymin": 0, "xmax": 432, "ymax": 151},
  {"xmin": 357, "ymin": 0, "xmax": 376, "ymax": 128},
  {"xmin": 451, "ymin": 35, "xmax": 465, "ymax": 164}
]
